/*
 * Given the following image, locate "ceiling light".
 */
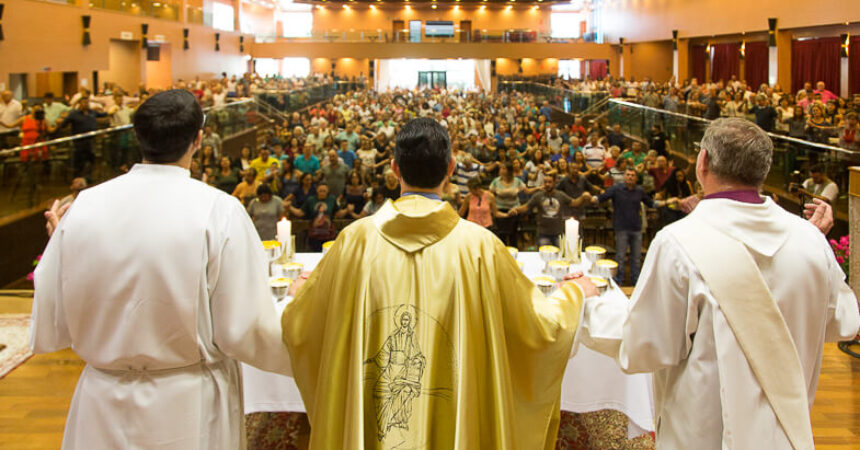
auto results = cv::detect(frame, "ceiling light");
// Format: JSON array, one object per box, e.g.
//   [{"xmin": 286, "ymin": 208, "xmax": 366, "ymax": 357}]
[
  {"xmin": 370, "ymin": 4, "xmax": 375, "ymax": 9},
  {"xmin": 431, "ymin": 4, "xmax": 437, "ymax": 8},
  {"xmin": 453, "ymin": 4, "xmax": 458, "ymax": 9},
  {"xmin": 479, "ymin": 4, "xmax": 485, "ymax": 9},
  {"xmin": 343, "ymin": 4, "xmax": 349, "ymax": 9}
]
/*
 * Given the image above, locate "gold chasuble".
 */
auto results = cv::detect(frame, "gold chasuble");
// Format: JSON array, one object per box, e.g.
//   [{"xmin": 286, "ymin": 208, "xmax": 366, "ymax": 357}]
[{"xmin": 282, "ymin": 195, "xmax": 584, "ymax": 449}]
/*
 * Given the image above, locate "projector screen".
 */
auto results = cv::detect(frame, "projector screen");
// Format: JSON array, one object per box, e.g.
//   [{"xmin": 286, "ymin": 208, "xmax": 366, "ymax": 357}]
[{"xmin": 425, "ymin": 21, "xmax": 455, "ymax": 38}]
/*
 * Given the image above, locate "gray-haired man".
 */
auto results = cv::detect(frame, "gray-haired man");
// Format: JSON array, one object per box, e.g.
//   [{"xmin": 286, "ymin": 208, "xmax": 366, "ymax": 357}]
[{"xmin": 581, "ymin": 118, "xmax": 858, "ymax": 449}]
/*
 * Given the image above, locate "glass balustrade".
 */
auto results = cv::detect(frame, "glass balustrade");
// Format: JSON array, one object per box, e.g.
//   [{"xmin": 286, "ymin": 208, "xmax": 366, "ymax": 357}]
[
  {"xmin": 0, "ymin": 86, "xmax": 349, "ymax": 220},
  {"xmin": 497, "ymin": 81, "xmax": 608, "ymax": 115}
]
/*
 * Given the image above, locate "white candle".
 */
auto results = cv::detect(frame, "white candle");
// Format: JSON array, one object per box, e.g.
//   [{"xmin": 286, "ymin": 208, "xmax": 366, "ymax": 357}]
[
  {"xmin": 565, "ymin": 218, "xmax": 579, "ymax": 263},
  {"xmin": 277, "ymin": 218, "xmax": 292, "ymax": 255}
]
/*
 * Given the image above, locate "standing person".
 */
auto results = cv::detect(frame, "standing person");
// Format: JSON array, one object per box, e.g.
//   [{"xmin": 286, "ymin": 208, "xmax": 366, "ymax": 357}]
[
  {"xmin": 509, "ymin": 172, "xmax": 593, "ymax": 247},
  {"xmin": 458, "ymin": 176, "xmax": 507, "ymax": 229},
  {"xmin": 53, "ymin": 95, "xmax": 106, "ymax": 179},
  {"xmin": 212, "ymin": 156, "xmax": 240, "ymax": 194},
  {"xmin": 593, "ymin": 168, "xmax": 669, "ymax": 285},
  {"xmin": 31, "ymin": 89, "xmax": 292, "ymax": 449},
  {"xmin": 200, "ymin": 126, "xmax": 223, "ymax": 158},
  {"xmin": 580, "ymin": 118, "xmax": 859, "ymax": 449},
  {"xmin": 489, "ymin": 162, "xmax": 526, "ymax": 246},
  {"xmin": 802, "ymin": 164, "xmax": 839, "ymax": 204},
  {"xmin": 282, "ymin": 117, "xmax": 594, "ymax": 449},
  {"xmin": 320, "ymin": 149, "xmax": 350, "ymax": 197},
  {"xmin": 247, "ymin": 183, "xmax": 285, "ymax": 240},
  {"xmin": 0, "ymin": 90, "xmax": 23, "ymax": 145}
]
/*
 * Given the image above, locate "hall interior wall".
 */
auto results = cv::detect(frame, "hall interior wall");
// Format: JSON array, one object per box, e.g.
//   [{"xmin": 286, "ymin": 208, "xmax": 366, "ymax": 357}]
[{"xmin": 1, "ymin": 0, "xmax": 249, "ymax": 96}]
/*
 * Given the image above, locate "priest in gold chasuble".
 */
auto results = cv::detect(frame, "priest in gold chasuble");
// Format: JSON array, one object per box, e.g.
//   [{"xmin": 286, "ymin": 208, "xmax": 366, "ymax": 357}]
[{"xmin": 282, "ymin": 118, "xmax": 590, "ymax": 449}]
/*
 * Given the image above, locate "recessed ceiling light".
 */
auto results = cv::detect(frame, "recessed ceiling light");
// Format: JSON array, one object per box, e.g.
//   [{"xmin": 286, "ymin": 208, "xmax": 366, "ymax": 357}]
[{"xmin": 431, "ymin": 4, "xmax": 437, "ymax": 8}]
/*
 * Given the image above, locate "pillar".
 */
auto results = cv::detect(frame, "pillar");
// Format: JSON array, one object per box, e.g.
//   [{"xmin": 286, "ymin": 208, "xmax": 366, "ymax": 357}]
[
  {"xmin": 768, "ymin": 18, "xmax": 778, "ymax": 86},
  {"xmin": 840, "ymin": 34, "xmax": 850, "ymax": 97},
  {"xmin": 850, "ymin": 167, "xmax": 860, "ymax": 296},
  {"xmin": 676, "ymin": 38, "xmax": 690, "ymax": 82},
  {"xmin": 776, "ymin": 30, "xmax": 792, "ymax": 91}
]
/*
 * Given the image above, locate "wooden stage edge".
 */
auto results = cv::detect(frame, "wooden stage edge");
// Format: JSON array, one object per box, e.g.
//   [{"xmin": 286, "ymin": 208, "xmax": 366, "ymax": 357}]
[{"xmin": 1, "ymin": 294, "xmax": 858, "ymax": 449}]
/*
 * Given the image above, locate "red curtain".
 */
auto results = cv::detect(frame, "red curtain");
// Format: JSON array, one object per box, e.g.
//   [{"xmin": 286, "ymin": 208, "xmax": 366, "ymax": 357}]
[
  {"xmin": 691, "ymin": 45, "xmax": 707, "ymax": 83},
  {"xmin": 850, "ymin": 36, "xmax": 860, "ymax": 96},
  {"xmin": 791, "ymin": 37, "xmax": 841, "ymax": 94},
  {"xmin": 589, "ymin": 60, "xmax": 607, "ymax": 80},
  {"xmin": 711, "ymin": 43, "xmax": 740, "ymax": 84},
  {"xmin": 744, "ymin": 41, "xmax": 769, "ymax": 89}
]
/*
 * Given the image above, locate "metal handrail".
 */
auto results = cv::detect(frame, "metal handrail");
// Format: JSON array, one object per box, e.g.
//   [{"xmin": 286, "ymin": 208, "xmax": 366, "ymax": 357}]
[
  {"xmin": 609, "ymin": 99, "xmax": 860, "ymax": 156},
  {"xmin": 498, "ymin": 80, "xmax": 610, "ymax": 97},
  {"xmin": 0, "ymin": 98, "xmax": 257, "ymax": 157}
]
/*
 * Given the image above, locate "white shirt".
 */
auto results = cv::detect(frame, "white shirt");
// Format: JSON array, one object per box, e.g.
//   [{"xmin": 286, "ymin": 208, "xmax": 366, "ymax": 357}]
[
  {"xmin": 803, "ymin": 178, "xmax": 839, "ymax": 203},
  {"xmin": 582, "ymin": 144, "xmax": 607, "ymax": 168},
  {"xmin": 31, "ymin": 164, "xmax": 292, "ymax": 449},
  {"xmin": 0, "ymin": 98, "xmax": 23, "ymax": 132},
  {"xmin": 581, "ymin": 198, "xmax": 859, "ymax": 449}
]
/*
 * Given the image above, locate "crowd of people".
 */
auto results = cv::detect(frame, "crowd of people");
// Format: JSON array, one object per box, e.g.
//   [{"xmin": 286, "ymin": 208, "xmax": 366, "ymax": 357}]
[
  {"xmin": 202, "ymin": 87, "xmax": 730, "ymax": 284},
  {"xmin": 551, "ymin": 75, "xmax": 860, "ymax": 150}
]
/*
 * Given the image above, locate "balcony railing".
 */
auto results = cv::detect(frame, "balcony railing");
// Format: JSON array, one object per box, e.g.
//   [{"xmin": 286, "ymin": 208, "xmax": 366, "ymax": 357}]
[
  {"xmin": 259, "ymin": 29, "xmax": 594, "ymax": 44},
  {"xmin": 498, "ymin": 81, "xmax": 609, "ymax": 115},
  {"xmin": 608, "ymin": 99, "xmax": 860, "ymax": 220},
  {"xmin": 0, "ymin": 84, "xmax": 353, "ymax": 219}
]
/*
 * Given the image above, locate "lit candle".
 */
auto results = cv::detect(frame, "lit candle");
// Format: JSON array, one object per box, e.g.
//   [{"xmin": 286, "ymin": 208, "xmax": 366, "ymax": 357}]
[
  {"xmin": 565, "ymin": 217, "xmax": 579, "ymax": 263},
  {"xmin": 277, "ymin": 218, "xmax": 291, "ymax": 256}
]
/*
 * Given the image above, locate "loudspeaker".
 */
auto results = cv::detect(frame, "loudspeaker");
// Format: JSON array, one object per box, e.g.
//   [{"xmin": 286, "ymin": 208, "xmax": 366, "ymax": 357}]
[
  {"xmin": 618, "ymin": 37, "xmax": 624, "ymax": 54},
  {"xmin": 369, "ymin": 60, "xmax": 375, "ymax": 78},
  {"xmin": 0, "ymin": 4, "xmax": 4, "ymax": 42},
  {"xmin": 215, "ymin": 32, "xmax": 220, "ymax": 52},
  {"xmin": 331, "ymin": 61, "xmax": 336, "ymax": 77},
  {"xmin": 842, "ymin": 34, "xmax": 850, "ymax": 58},
  {"xmin": 491, "ymin": 60, "xmax": 496, "ymax": 77},
  {"xmin": 739, "ymin": 40, "xmax": 745, "ymax": 59},
  {"xmin": 183, "ymin": 28, "xmax": 189, "ymax": 50},
  {"xmin": 672, "ymin": 30, "xmax": 678, "ymax": 50},
  {"xmin": 82, "ymin": 15, "xmax": 91, "ymax": 46},
  {"xmin": 517, "ymin": 58, "xmax": 523, "ymax": 74},
  {"xmin": 239, "ymin": 35, "xmax": 244, "ymax": 53},
  {"xmin": 768, "ymin": 18, "xmax": 777, "ymax": 47},
  {"xmin": 146, "ymin": 45, "xmax": 160, "ymax": 61},
  {"xmin": 141, "ymin": 24, "xmax": 149, "ymax": 49}
]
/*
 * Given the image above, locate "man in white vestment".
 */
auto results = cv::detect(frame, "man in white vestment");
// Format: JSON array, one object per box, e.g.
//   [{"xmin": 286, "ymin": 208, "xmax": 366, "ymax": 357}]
[
  {"xmin": 581, "ymin": 118, "xmax": 859, "ymax": 449},
  {"xmin": 31, "ymin": 89, "xmax": 292, "ymax": 449}
]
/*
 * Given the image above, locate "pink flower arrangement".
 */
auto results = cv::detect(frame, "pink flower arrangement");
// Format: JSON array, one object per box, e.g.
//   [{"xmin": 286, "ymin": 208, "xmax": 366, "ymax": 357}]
[{"xmin": 830, "ymin": 235, "xmax": 850, "ymax": 279}]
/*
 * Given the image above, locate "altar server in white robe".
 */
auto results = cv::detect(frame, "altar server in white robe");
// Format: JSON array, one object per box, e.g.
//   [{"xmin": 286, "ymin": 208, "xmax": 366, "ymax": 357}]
[
  {"xmin": 581, "ymin": 118, "xmax": 859, "ymax": 449},
  {"xmin": 31, "ymin": 89, "xmax": 292, "ymax": 449}
]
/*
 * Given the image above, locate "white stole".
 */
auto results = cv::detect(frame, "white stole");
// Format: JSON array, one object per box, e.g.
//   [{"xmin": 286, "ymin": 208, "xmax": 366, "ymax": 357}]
[{"xmin": 673, "ymin": 217, "xmax": 814, "ymax": 450}]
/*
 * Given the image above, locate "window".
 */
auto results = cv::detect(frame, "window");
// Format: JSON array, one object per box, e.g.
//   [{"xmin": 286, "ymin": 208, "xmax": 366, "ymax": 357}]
[
  {"xmin": 550, "ymin": 12, "xmax": 584, "ymax": 39},
  {"xmin": 281, "ymin": 58, "xmax": 311, "ymax": 78},
  {"xmin": 276, "ymin": 4, "xmax": 313, "ymax": 38},
  {"xmin": 558, "ymin": 60, "xmax": 581, "ymax": 80},
  {"xmin": 212, "ymin": 2, "xmax": 235, "ymax": 32}
]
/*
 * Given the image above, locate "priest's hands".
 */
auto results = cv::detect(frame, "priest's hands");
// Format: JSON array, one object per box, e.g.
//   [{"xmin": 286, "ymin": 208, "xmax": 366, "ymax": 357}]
[
  {"xmin": 804, "ymin": 198, "xmax": 834, "ymax": 235},
  {"xmin": 287, "ymin": 271, "xmax": 311, "ymax": 297},
  {"xmin": 562, "ymin": 271, "xmax": 599, "ymax": 298},
  {"xmin": 45, "ymin": 199, "xmax": 71, "ymax": 238}
]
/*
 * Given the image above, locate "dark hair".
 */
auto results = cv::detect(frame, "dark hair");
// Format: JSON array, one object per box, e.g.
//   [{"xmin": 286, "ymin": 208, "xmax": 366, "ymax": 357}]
[
  {"xmin": 44, "ymin": 92, "xmax": 55, "ymax": 99},
  {"xmin": 133, "ymin": 89, "xmax": 203, "ymax": 163},
  {"xmin": 256, "ymin": 183, "xmax": 273, "ymax": 197},
  {"xmin": 809, "ymin": 164, "xmax": 825, "ymax": 174},
  {"xmin": 394, "ymin": 118, "xmax": 451, "ymax": 189},
  {"xmin": 466, "ymin": 176, "xmax": 482, "ymax": 190}
]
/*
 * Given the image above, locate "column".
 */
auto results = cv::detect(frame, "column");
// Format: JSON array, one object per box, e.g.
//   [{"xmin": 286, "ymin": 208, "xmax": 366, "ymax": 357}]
[
  {"xmin": 777, "ymin": 30, "xmax": 792, "ymax": 91},
  {"xmin": 672, "ymin": 30, "xmax": 679, "ymax": 80},
  {"xmin": 850, "ymin": 167, "xmax": 860, "ymax": 296},
  {"xmin": 767, "ymin": 18, "xmax": 778, "ymax": 86},
  {"xmin": 676, "ymin": 38, "xmax": 690, "ymax": 82},
  {"xmin": 840, "ymin": 34, "xmax": 849, "ymax": 98}
]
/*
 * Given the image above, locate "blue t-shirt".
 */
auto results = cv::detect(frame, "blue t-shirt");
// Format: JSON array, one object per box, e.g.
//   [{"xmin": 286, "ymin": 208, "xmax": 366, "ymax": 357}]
[
  {"xmin": 294, "ymin": 154, "xmax": 320, "ymax": 174},
  {"xmin": 338, "ymin": 150, "xmax": 357, "ymax": 169}
]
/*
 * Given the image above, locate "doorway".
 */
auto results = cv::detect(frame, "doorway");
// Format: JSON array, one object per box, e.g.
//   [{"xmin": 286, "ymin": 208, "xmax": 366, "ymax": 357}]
[
  {"xmin": 8, "ymin": 74, "xmax": 28, "ymax": 100},
  {"xmin": 418, "ymin": 71, "xmax": 446, "ymax": 89}
]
